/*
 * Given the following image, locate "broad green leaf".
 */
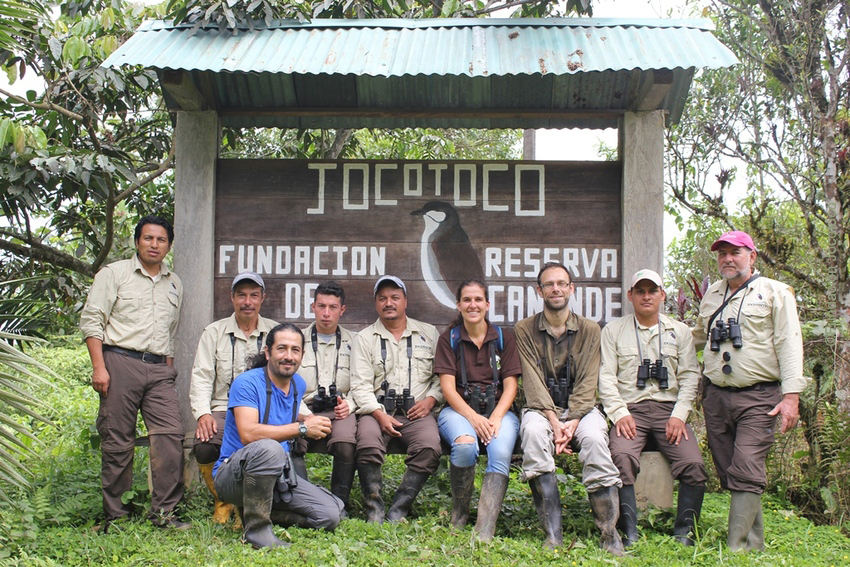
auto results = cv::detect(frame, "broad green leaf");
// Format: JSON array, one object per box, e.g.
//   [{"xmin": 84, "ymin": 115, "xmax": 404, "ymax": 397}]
[{"xmin": 62, "ymin": 36, "xmax": 87, "ymax": 65}]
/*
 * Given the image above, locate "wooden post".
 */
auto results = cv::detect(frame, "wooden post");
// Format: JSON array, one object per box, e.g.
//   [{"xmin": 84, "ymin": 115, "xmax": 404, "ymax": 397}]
[
  {"xmin": 173, "ymin": 110, "xmax": 219, "ymax": 483},
  {"xmin": 619, "ymin": 111, "xmax": 665, "ymax": 310}
]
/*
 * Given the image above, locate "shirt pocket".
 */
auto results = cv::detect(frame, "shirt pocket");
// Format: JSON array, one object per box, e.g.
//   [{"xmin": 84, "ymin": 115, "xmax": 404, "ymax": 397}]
[
  {"xmin": 112, "ymin": 292, "xmax": 142, "ymax": 325},
  {"xmin": 413, "ymin": 351, "xmax": 435, "ymax": 377},
  {"xmin": 742, "ymin": 304, "xmax": 773, "ymax": 335}
]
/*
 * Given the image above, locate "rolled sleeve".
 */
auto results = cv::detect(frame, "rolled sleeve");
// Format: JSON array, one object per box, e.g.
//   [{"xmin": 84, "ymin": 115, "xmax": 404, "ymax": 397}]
[
  {"xmin": 79, "ymin": 267, "xmax": 116, "ymax": 340},
  {"xmin": 189, "ymin": 327, "xmax": 218, "ymax": 421}
]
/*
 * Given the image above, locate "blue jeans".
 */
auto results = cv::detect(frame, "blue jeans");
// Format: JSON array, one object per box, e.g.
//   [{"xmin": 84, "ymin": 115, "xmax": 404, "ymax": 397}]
[{"xmin": 438, "ymin": 406, "xmax": 519, "ymax": 476}]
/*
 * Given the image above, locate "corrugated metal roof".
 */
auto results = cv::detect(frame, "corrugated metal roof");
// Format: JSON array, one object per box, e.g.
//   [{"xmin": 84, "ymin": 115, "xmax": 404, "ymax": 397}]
[{"xmin": 103, "ymin": 18, "xmax": 738, "ymax": 129}]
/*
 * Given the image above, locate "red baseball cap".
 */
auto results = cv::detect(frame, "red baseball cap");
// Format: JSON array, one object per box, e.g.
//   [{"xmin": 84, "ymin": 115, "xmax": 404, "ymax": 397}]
[{"xmin": 710, "ymin": 230, "xmax": 756, "ymax": 252}]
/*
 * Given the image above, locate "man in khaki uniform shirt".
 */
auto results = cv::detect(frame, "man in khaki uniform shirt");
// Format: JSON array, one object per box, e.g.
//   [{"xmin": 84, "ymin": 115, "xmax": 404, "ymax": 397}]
[
  {"xmin": 694, "ymin": 231, "xmax": 805, "ymax": 551},
  {"xmin": 189, "ymin": 271, "xmax": 277, "ymax": 525},
  {"xmin": 515, "ymin": 262, "xmax": 624, "ymax": 555},
  {"xmin": 599, "ymin": 269, "xmax": 706, "ymax": 547},
  {"xmin": 79, "ymin": 216, "xmax": 187, "ymax": 530},
  {"xmin": 350, "ymin": 275, "xmax": 442, "ymax": 523},
  {"xmin": 293, "ymin": 281, "xmax": 357, "ymax": 511}
]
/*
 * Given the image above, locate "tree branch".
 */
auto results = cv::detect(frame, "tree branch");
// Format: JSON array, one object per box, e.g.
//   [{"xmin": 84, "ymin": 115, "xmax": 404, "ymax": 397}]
[
  {"xmin": 0, "ymin": 230, "xmax": 94, "ymax": 277},
  {"xmin": 0, "ymin": 87, "xmax": 85, "ymax": 122}
]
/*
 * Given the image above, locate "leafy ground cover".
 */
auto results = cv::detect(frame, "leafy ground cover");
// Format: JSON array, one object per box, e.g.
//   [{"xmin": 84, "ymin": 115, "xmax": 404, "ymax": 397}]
[{"xmin": 0, "ymin": 343, "xmax": 848, "ymax": 566}]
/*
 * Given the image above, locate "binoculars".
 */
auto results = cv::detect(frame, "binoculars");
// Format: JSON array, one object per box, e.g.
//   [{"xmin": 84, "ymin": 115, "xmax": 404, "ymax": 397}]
[
  {"xmin": 710, "ymin": 317, "xmax": 743, "ymax": 351},
  {"xmin": 378, "ymin": 381, "xmax": 415, "ymax": 413},
  {"xmin": 636, "ymin": 358, "xmax": 669, "ymax": 390},
  {"xmin": 546, "ymin": 364, "xmax": 572, "ymax": 408},
  {"xmin": 311, "ymin": 384, "xmax": 339, "ymax": 413},
  {"xmin": 465, "ymin": 384, "xmax": 496, "ymax": 417}
]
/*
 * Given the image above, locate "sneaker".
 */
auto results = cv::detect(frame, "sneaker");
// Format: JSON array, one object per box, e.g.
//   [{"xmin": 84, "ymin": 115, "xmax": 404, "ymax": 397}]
[{"xmin": 148, "ymin": 513, "xmax": 192, "ymax": 531}]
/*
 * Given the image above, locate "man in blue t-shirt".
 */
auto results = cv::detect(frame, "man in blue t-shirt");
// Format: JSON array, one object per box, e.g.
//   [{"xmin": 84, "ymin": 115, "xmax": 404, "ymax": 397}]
[{"xmin": 214, "ymin": 323, "xmax": 344, "ymax": 549}]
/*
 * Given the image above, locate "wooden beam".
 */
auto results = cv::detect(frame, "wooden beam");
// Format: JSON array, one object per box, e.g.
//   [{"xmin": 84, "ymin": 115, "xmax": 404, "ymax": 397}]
[
  {"xmin": 161, "ymin": 70, "xmax": 210, "ymax": 112},
  {"xmin": 633, "ymin": 69, "xmax": 675, "ymax": 112},
  {"xmin": 216, "ymin": 106, "xmax": 626, "ymax": 121}
]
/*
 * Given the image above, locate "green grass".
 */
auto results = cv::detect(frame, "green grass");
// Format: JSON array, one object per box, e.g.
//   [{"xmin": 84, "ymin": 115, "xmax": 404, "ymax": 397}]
[{"xmin": 1, "ymin": 341, "xmax": 848, "ymax": 566}]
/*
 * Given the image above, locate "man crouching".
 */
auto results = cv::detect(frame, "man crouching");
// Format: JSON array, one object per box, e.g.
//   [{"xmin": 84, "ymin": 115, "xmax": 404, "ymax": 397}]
[{"xmin": 213, "ymin": 323, "xmax": 344, "ymax": 549}]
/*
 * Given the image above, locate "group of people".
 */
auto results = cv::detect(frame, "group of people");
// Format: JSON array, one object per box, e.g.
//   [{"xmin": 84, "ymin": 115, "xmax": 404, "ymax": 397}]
[{"xmin": 81, "ymin": 216, "xmax": 804, "ymax": 556}]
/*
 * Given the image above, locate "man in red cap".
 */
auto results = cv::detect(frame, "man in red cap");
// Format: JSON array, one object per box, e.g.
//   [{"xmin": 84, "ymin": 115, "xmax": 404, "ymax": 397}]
[{"xmin": 694, "ymin": 231, "xmax": 805, "ymax": 551}]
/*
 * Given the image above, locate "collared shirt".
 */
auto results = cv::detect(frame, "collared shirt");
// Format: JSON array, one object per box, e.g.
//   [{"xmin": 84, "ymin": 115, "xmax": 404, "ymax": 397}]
[
  {"xmin": 693, "ymin": 274, "xmax": 806, "ymax": 393},
  {"xmin": 433, "ymin": 322, "xmax": 523, "ymax": 401},
  {"xmin": 189, "ymin": 313, "xmax": 278, "ymax": 421},
  {"xmin": 350, "ymin": 317, "xmax": 442, "ymax": 415},
  {"xmin": 599, "ymin": 314, "xmax": 700, "ymax": 424},
  {"xmin": 298, "ymin": 322, "xmax": 355, "ymax": 415},
  {"xmin": 514, "ymin": 310, "xmax": 601, "ymax": 421},
  {"xmin": 79, "ymin": 255, "xmax": 182, "ymax": 357}
]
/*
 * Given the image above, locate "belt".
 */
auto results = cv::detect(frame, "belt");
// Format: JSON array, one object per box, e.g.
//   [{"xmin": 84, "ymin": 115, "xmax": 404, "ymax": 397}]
[
  {"xmin": 103, "ymin": 345, "xmax": 167, "ymax": 365},
  {"xmin": 710, "ymin": 381, "xmax": 778, "ymax": 393}
]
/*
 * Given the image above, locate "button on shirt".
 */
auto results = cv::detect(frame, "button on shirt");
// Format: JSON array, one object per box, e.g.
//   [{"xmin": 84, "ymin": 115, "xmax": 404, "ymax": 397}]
[
  {"xmin": 350, "ymin": 317, "xmax": 442, "ymax": 415},
  {"xmin": 298, "ymin": 323, "xmax": 355, "ymax": 415},
  {"xmin": 79, "ymin": 255, "xmax": 182, "ymax": 357},
  {"xmin": 693, "ymin": 274, "xmax": 805, "ymax": 393},
  {"xmin": 514, "ymin": 311, "xmax": 601, "ymax": 420},
  {"xmin": 189, "ymin": 314, "xmax": 278, "ymax": 421},
  {"xmin": 599, "ymin": 314, "xmax": 700, "ymax": 425}
]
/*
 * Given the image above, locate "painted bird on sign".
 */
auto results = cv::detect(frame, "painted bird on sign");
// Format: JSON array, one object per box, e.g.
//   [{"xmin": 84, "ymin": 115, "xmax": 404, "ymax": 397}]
[{"xmin": 411, "ymin": 201, "xmax": 484, "ymax": 309}]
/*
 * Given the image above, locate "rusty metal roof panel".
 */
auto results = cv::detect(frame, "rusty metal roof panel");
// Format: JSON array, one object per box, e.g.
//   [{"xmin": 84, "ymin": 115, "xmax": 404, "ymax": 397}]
[
  {"xmin": 103, "ymin": 18, "xmax": 737, "ymax": 129},
  {"xmin": 105, "ymin": 18, "xmax": 736, "ymax": 76}
]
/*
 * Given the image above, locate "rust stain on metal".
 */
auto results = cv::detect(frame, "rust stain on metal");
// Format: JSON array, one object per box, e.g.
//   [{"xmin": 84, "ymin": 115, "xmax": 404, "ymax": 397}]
[
  {"xmin": 567, "ymin": 49, "xmax": 584, "ymax": 71},
  {"xmin": 539, "ymin": 58, "xmax": 547, "ymax": 74},
  {"xmin": 509, "ymin": 31, "xmax": 519, "ymax": 40}
]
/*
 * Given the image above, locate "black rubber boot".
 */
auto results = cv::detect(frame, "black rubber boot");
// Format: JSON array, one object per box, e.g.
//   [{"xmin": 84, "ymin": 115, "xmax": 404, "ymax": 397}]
[
  {"xmin": 450, "ymin": 464, "xmax": 476, "ymax": 528},
  {"xmin": 673, "ymin": 483, "xmax": 705, "ymax": 546},
  {"xmin": 618, "ymin": 484, "xmax": 639, "ymax": 547},
  {"xmin": 241, "ymin": 474, "xmax": 289, "ymax": 549},
  {"xmin": 474, "ymin": 473, "xmax": 509, "ymax": 542},
  {"xmin": 358, "ymin": 462, "xmax": 385, "ymax": 524},
  {"xmin": 387, "ymin": 469, "xmax": 430, "ymax": 522},
  {"xmin": 529, "ymin": 472, "xmax": 563, "ymax": 549},
  {"xmin": 270, "ymin": 509, "xmax": 311, "ymax": 528},
  {"xmin": 330, "ymin": 458, "xmax": 356, "ymax": 512},
  {"xmin": 291, "ymin": 454, "xmax": 309, "ymax": 481},
  {"xmin": 589, "ymin": 486, "xmax": 625, "ymax": 557}
]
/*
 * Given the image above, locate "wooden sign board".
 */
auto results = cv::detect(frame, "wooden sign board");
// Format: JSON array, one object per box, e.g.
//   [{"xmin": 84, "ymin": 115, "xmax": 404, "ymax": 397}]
[{"xmin": 215, "ymin": 160, "xmax": 622, "ymax": 331}]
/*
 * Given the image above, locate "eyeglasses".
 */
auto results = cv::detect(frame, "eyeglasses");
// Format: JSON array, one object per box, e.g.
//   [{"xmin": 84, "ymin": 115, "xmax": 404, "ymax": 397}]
[{"xmin": 541, "ymin": 281, "xmax": 572, "ymax": 290}]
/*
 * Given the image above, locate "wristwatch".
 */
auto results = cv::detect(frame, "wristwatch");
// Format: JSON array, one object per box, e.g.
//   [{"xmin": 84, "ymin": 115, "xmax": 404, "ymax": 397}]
[{"xmin": 298, "ymin": 423, "xmax": 308, "ymax": 439}]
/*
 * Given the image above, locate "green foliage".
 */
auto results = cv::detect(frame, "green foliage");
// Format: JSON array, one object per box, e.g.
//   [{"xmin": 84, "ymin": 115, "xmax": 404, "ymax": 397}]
[
  {"xmin": 165, "ymin": 0, "xmax": 595, "ymax": 34},
  {"xmin": 353, "ymin": 129, "xmax": 522, "ymax": 161}
]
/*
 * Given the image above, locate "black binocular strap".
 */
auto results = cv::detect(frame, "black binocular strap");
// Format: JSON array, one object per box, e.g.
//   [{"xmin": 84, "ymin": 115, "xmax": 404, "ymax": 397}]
[
  {"xmin": 633, "ymin": 317, "xmax": 663, "ymax": 362},
  {"xmin": 311, "ymin": 325, "xmax": 342, "ymax": 390},
  {"xmin": 262, "ymin": 368, "xmax": 299, "ymax": 451},
  {"xmin": 379, "ymin": 335, "xmax": 413, "ymax": 395},
  {"xmin": 540, "ymin": 329, "xmax": 575, "ymax": 384},
  {"xmin": 706, "ymin": 273, "xmax": 761, "ymax": 332},
  {"xmin": 458, "ymin": 339, "xmax": 500, "ymax": 391}
]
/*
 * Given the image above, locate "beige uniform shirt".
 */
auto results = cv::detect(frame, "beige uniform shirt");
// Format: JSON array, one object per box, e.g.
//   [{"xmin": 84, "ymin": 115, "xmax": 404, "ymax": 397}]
[
  {"xmin": 189, "ymin": 314, "xmax": 278, "ymax": 421},
  {"xmin": 599, "ymin": 314, "xmax": 700, "ymax": 424},
  {"xmin": 514, "ymin": 311, "xmax": 600, "ymax": 421},
  {"xmin": 298, "ymin": 323, "xmax": 355, "ymax": 416},
  {"xmin": 79, "ymin": 255, "xmax": 182, "ymax": 357},
  {"xmin": 693, "ymin": 274, "xmax": 805, "ymax": 393},
  {"xmin": 350, "ymin": 317, "xmax": 442, "ymax": 415}
]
